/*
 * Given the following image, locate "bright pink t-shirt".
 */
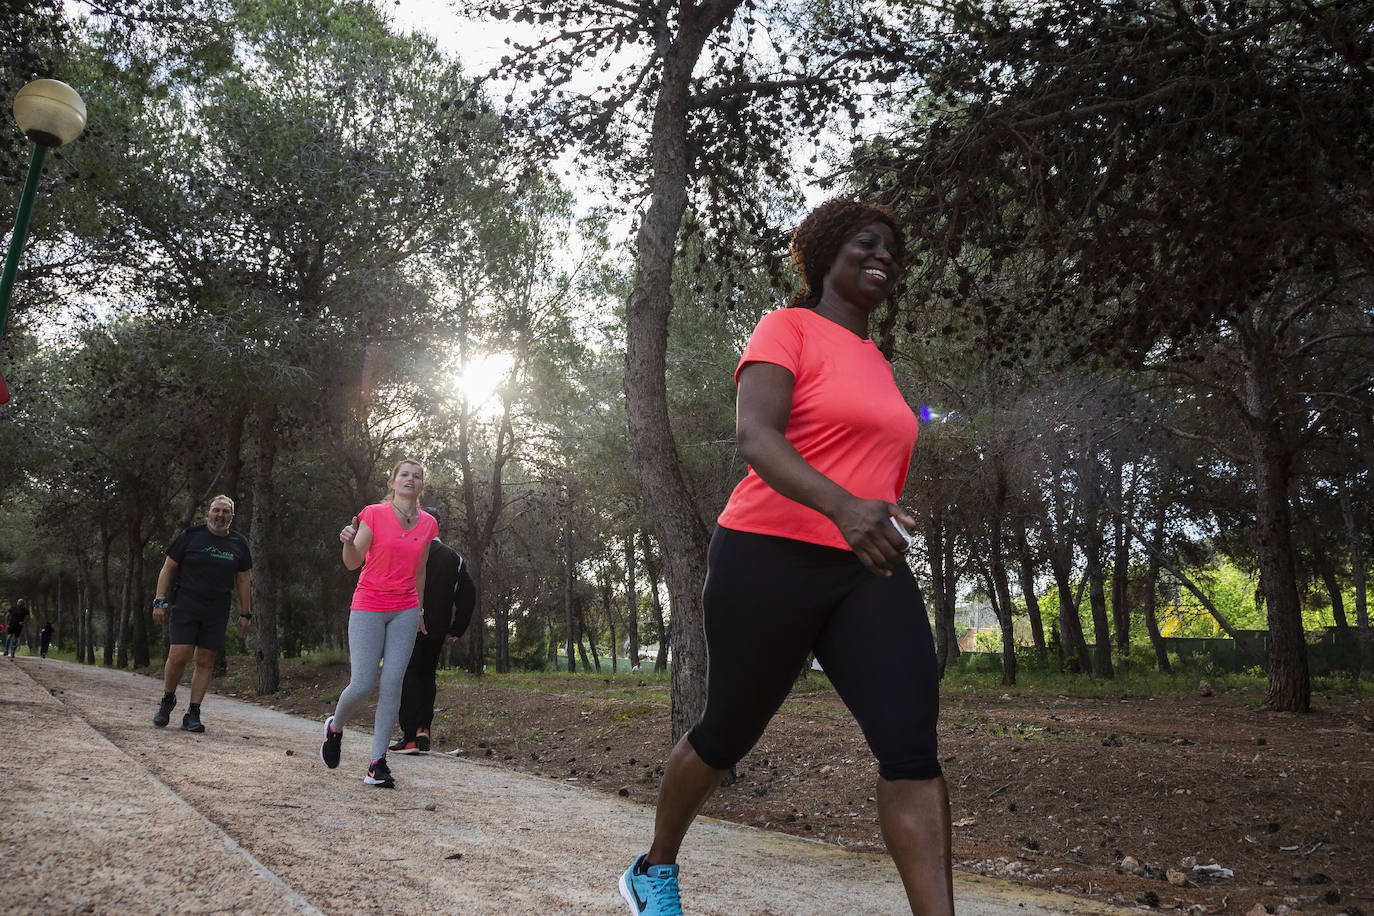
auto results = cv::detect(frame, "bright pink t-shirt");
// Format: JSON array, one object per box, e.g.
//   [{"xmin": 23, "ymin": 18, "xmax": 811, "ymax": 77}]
[
  {"xmin": 716, "ymin": 307, "xmax": 918, "ymax": 551},
  {"xmin": 351, "ymin": 502, "xmax": 438, "ymax": 612}
]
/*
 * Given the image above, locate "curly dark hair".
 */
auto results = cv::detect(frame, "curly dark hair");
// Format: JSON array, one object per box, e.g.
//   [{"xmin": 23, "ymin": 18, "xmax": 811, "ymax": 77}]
[{"xmin": 786, "ymin": 198, "xmax": 906, "ymax": 309}]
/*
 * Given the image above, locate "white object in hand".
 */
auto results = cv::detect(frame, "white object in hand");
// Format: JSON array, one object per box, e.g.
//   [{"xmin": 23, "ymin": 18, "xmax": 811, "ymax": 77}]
[{"xmin": 890, "ymin": 516, "xmax": 914, "ymax": 550}]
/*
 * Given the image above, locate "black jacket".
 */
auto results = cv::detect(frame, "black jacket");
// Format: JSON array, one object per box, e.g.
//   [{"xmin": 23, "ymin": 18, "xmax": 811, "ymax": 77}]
[{"xmin": 423, "ymin": 539, "xmax": 477, "ymax": 638}]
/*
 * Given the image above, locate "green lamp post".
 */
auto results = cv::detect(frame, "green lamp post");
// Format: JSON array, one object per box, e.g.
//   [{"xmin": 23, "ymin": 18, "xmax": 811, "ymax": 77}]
[{"xmin": 0, "ymin": 78, "xmax": 87, "ymax": 404}]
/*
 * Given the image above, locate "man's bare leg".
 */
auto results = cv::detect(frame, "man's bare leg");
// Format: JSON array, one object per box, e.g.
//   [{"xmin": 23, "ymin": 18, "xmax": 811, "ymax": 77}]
[
  {"xmin": 162, "ymin": 644, "xmax": 194, "ymax": 692},
  {"xmin": 189, "ymin": 647, "xmax": 216, "ymax": 703}
]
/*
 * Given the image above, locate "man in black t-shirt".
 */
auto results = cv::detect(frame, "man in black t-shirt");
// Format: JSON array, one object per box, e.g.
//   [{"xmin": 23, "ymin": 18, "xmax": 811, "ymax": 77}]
[
  {"xmin": 5, "ymin": 598, "xmax": 30, "ymax": 657},
  {"xmin": 151, "ymin": 495, "xmax": 253, "ymax": 733}
]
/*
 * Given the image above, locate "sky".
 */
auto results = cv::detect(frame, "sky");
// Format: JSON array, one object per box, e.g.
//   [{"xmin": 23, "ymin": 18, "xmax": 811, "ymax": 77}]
[{"xmin": 385, "ymin": 0, "xmax": 515, "ymax": 76}]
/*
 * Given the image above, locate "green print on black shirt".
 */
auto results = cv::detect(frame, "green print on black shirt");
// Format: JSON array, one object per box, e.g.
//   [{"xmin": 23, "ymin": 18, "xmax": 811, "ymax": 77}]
[{"xmin": 166, "ymin": 525, "xmax": 254, "ymax": 614}]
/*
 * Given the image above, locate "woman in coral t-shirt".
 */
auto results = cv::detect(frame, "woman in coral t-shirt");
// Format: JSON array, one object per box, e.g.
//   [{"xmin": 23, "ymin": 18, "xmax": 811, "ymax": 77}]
[
  {"xmin": 619, "ymin": 200, "xmax": 953, "ymax": 916},
  {"xmin": 319, "ymin": 459, "xmax": 437, "ymax": 789}
]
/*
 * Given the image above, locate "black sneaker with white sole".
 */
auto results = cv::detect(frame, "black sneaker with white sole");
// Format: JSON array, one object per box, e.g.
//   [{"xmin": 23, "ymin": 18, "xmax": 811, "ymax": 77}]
[
  {"xmin": 365, "ymin": 756, "xmax": 395, "ymax": 788},
  {"xmin": 153, "ymin": 692, "xmax": 177, "ymax": 728},
  {"xmin": 320, "ymin": 715, "xmax": 342, "ymax": 769}
]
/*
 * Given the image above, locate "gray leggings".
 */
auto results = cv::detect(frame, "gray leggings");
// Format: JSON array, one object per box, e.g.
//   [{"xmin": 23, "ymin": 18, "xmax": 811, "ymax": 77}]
[{"xmin": 332, "ymin": 606, "xmax": 421, "ymax": 762}]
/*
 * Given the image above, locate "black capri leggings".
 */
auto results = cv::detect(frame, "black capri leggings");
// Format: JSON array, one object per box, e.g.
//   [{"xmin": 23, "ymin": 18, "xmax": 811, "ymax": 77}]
[{"xmin": 687, "ymin": 526, "xmax": 943, "ymax": 782}]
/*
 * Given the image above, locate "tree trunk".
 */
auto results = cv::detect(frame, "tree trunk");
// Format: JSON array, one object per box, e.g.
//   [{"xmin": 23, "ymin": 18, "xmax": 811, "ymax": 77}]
[
  {"xmin": 467, "ymin": 554, "xmax": 485, "ymax": 675},
  {"xmin": 1314, "ymin": 547, "xmax": 1355, "ymax": 670},
  {"xmin": 926, "ymin": 514, "xmax": 957, "ymax": 676},
  {"xmin": 117, "ymin": 559, "xmax": 132, "ymax": 669},
  {"xmin": 117, "ymin": 506, "xmax": 148, "ymax": 669},
  {"xmin": 641, "ymin": 530, "xmax": 670, "ymax": 672},
  {"xmin": 1110, "ymin": 454, "xmax": 1131, "ymax": 669},
  {"xmin": 1049, "ymin": 486, "xmax": 1092, "ymax": 672},
  {"xmin": 600, "ymin": 564, "xmax": 619, "ymax": 674},
  {"xmin": 622, "ymin": 6, "xmax": 736, "ymax": 741},
  {"xmin": 564, "ymin": 510, "xmax": 576, "ymax": 673},
  {"xmin": 495, "ymin": 565, "xmax": 511, "ymax": 675},
  {"xmin": 1141, "ymin": 508, "xmax": 1172, "ymax": 673},
  {"xmin": 123, "ymin": 506, "xmax": 152, "ymax": 669},
  {"xmin": 546, "ymin": 611, "xmax": 557, "ymax": 668},
  {"xmin": 101, "ymin": 524, "xmax": 115, "ymax": 666},
  {"xmin": 940, "ymin": 521, "xmax": 960, "ymax": 668},
  {"xmin": 224, "ymin": 403, "xmax": 246, "ymax": 502},
  {"xmin": 576, "ymin": 603, "xmax": 598, "ymax": 671},
  {"xmin": 1240, "ymin": 328, "xmax": 1309, "ymax": 711},
  {"xmin": 1080, "ymin": 454, "xmax": 1115, "ymax": 679},
  {"xmin": 1123, "ymin": 517, "xmax": 1264, "ymax": 663},
  {"xmin": 252, "ymin": 415, "xmax": 280, "ymax": 695},
  {"xmin": 987, "ymin": 471, "xmax": 1017, "ymax": 685},
  {"xmin": 1012, "ymin": 516, "xmax": 1048, "ymax": 668},
  {"xmin": 77, "ymin": 554, "xmax": 91, "ymax": 664},
  {"xmin": 458, "ymin": 379, "xmax": 514, "ymax": 678},
  {"xmin": 626, "ymin": 533, "xmax": 640, "ymax": 670},
  {"xmin": 1084, "ymin": 522, "xmax": 1115, "ymax": 679},
  {"xmin": 1339, "ymin": 492, "xmax": 1373, "ymax": 681},
  {"xmin": 54, "ymin": 572, "xmax": 64, "ymax": 650}
]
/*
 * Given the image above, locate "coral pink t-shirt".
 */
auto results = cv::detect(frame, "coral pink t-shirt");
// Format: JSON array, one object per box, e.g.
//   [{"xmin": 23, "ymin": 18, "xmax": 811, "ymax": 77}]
[
  {"xmin": 716, "ymin": 308, "xmax": 918, "ymax": 551},
  {"xmin": 351, "ymin": 502, "xmax": 438, "ymax": 612}
]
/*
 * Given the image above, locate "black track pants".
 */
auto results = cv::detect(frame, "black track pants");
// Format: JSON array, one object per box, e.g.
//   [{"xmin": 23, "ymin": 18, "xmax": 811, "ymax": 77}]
[
  {"xmin": 398, "ymin": 630, "xmax": 446, "ymax": 735},
  {"xmin": 687, "ymin": 526, "xmax": 942, "ymax": 781}
]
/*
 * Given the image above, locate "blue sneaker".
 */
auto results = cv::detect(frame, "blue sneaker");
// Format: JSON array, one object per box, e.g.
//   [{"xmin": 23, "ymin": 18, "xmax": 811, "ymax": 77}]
[{"xmin": 619, "ymin": 854, "xmax": 682, "ymax": 915}]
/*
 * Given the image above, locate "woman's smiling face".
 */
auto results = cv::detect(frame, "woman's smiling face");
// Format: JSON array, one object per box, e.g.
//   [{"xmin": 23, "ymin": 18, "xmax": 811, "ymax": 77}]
[{"xmin": 822, "ymin": 221, "xmax": 902, "ymax": 309}]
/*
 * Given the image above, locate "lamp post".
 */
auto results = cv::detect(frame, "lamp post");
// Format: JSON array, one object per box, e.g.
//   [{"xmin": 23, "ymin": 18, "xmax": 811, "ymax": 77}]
[{"xmin": 0, "ymin": 78, "xmax": 87, "ymax": 404}]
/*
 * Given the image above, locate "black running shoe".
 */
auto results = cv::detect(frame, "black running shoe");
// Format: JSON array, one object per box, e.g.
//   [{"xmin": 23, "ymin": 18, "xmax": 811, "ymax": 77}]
[
  {"xmin": 320, "ymin": 715, "xmax": 342, "ymax": 769},
  {"xmin": 153, "ymin": 693, "xmax": 177, "ymax": 728},
  {"xmin": 389, "ymin": 736, "xmax": 422, "ymax": 754},
  {"xmin": 415, "ymin": 729, "xmax": 431, "ymax": 752},
  {"xmin": 181, "ymin": 710, "xmax": 205, "ymax": 733},
  {"xmin": 365, "ymin": 756, "xmax": 395, "ymax": 788}
]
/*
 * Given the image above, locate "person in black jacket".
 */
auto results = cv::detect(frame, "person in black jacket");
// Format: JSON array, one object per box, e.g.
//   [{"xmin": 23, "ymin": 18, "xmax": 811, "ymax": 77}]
[
  {"xmin": 39, "ymin": 621, "xmax": 54, "ymax": 658},
  {"xmin": 390, "ymin": 507, "xmax": 476, "ymax": 754},
  {"xmin": 5, "ymin": 598, "xmax": 30, "ymax": 657}
]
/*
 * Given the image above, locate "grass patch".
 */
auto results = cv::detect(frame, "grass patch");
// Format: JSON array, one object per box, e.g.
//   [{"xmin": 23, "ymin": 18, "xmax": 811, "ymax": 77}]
[
  {"xmin": 299, "ymin": 645, "xmax": 350, "ymax": 665},
  {"xmin": 610, "ymin": 702, "xmax": 660, "ymax": 723},
  {"xmin": 939, "ymin": 664, "xmax": 1267, "ymax": 698}
]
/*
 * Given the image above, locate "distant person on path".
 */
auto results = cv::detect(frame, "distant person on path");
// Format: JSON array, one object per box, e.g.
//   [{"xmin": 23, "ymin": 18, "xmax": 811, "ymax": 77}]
[
  {"xmin": 39, "ymin": 621, "xmax": 54, "ymax": 658},
  {"xmin": 619, "ymin": 199, "xmax": 953, "ymax": 916},
  {"xmin": 5, "ymin": 598, "xmax": 30, "ymax": 656},
  {"xmin": 151, "ymin": 495, "xmax": 253, "ymax": 733},
  {"xmin": 320, "ymin": 459, "xmax": 437, "ymax": 789},
  {"xmin": 389, "ymin": 507, "xmax": 476, "ymax": 755}
]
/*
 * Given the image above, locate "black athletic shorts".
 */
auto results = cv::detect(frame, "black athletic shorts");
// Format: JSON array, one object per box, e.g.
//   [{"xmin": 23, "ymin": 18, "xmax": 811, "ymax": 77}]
[
  {"xmin": 167, "ymin": 605, "xmax": 231, "ymax": 652},
  {"xmin": 687, "ymin": 526, "xmax": 943, "ymax": 782}
]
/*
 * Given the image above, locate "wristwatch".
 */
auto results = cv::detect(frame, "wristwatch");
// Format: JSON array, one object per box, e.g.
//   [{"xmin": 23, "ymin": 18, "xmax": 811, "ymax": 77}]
[
  {"xmin": 239, "ymin": 613, "xmax": 252, "ymax": 620},
  {"xmin": 152, "ymin": 597, "xmax": 169, "ymax": 609}
]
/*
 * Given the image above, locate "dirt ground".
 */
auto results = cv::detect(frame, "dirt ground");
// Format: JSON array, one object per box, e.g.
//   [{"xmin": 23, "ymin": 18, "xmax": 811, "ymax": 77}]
[{"xmin": 218, "ymin": 658, "xmax": 1373, "ymax": 916}]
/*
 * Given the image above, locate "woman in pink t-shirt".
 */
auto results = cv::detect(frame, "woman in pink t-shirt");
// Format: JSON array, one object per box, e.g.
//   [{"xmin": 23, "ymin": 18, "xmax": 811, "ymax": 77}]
[
  {"xmin": 620, "ymin": 200, "xmax": 953, "ymax": 916},
  {"xmin": 319, "ymin": 459, "xmax": 437, "ymax": 789}
]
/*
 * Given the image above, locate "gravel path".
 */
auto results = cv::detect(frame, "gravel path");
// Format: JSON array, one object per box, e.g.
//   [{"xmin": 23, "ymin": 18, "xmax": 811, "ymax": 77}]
[{"xmin": 1, "ymin": 657, "xmax": 1135, "ymax": 915}]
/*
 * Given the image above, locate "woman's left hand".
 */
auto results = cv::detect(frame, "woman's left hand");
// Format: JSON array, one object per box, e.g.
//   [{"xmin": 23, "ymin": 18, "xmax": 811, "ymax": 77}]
[
  {"xmin": 834, "ymin": 499, "xmax": 914, "ymax": 576},
  {"xmin": 418, "ymin": 615, "xmax": 428, "ymax": 635}
]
